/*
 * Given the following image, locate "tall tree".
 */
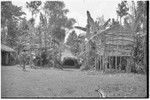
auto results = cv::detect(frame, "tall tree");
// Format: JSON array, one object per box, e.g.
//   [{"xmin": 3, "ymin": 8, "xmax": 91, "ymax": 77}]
[
  {"xmin": 26, "ymin": 1, "xmax": 42, "ymax": 67},
  {"xmin": 17, "ymin": 18, "xmax": 29, "ymax": 53},
  {"xmin": 26, "ymin": 1, "xmax": 42, "ymax": 51},
  {"xmin": 1, "ymin": 1, "xmax": 25, "ymax": 47},
  {"xmin": 66, "ymin": 31, "xmax": 77, "ymax": 46},
  {"xmin": 26, "ymin": 1, "xmax": 42, "ymax": 17},
  {"xmin": 26, "ymin": 1, "xmax": 42, "ymax": 50},
  {"xmin": 43, "ymin": 1, "xmax": 76, "ymax": 62},
  {"xmin": 124, "ymin": 1, "xmax": 147, "ymax": 73},
  {"xmin": 66, "ymin": 31, "xmax": 81, "ymax": 56},
  {"xmin": 44, "ymin": 1, "xmax": 76, "ymax": 41},
  {"xmin": 116, "ymin": 1, "xmax": 129, "ymax": 24}
]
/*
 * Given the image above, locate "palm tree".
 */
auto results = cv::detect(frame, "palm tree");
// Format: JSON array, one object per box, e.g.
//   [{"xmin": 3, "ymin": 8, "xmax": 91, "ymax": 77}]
[
  {"xmin": 123, "ymin": 1, "xmax": 147, "ymax": 73},
  {"xmin": 75, "ymin": 11, "xmax": 111, "ymax": 70},
  {"xmin": 26, "ymin": 1, "xmax": 42, "ymax": 67}
]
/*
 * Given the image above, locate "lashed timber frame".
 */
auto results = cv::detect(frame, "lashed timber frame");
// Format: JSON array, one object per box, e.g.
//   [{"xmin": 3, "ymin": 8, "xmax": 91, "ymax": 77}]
[{"xmin": 76, "ymin": 11, "xmax": 134, "ymax": 72}]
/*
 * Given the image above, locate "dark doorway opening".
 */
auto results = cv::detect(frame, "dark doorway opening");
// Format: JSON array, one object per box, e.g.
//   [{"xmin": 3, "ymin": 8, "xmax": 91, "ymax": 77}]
[
  {"xmin": 63, "ymin": 59, "xmax": 75, "ymax": 66},
  {"xmin": 63, "ymin": 57, "xmax": 80, "ymax": 68},
  {"xmin": 1, "ymin": 51, "xmax": 16, "ymax": 66}
]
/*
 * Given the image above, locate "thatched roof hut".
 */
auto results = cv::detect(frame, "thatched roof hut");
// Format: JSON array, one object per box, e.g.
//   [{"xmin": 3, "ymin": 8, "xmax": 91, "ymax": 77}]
[
  {"xmin": 1, "ymin": 44, "xmax": 15, "ymax": 52},
  {"xmin": 1, "ymin": 44, "xmax": 16, "ymax": 65}
]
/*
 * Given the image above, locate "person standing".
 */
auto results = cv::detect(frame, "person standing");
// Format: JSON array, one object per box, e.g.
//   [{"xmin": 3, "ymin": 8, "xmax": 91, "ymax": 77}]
[{"xmin": 20, "ymin": 50, "xmax": 27, "ymax": 71}]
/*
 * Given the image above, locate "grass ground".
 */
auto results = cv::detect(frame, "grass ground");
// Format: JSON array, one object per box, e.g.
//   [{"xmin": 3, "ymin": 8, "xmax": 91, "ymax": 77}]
[{"xmin": 1, "ymin": 65, "xmax": 147, "ymax": 98}]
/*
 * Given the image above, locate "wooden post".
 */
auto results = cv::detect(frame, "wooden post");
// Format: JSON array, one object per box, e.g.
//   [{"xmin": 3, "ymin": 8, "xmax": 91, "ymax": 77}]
[
  {"xmin": 96, "ymin": 55, "xmax": 100, "ymax": 70},
  {"xmin": 5, "ymin": 53, "xmax": 9, "ymax": 65},
  {"xmin": 105, "ymin": 56, "xmax": 108, "ymax": 71},
  {"xmin": 119, "ymin": 56, "xmax": 121, "ymax": 70},
  {"xmin": 118, "ymin": 56, "xmax": 120, "ymax": 70},
  {"xmin": 99, "ymin": 56, "xmax": 101, "ymax": 70},
  {"xmin": 103, "ymin": 55, "xmax": 106, "ymax": 71},
  {"xmin": 113, "ymin": 56, "xmax": 114, "ymax": 69},
  {"xmin": 102, "ymin": 56, "xmax": 104, "ymax": 71},
  {"xmin": 109, "ymin": 56, "xmax": 112, "ymax": 69},
  {"xmin": 95, "ymin": 56, "xmax": 97, "ymax": 70},
  {"xmin": 108, "ymin": 56, "xmax": 110, "ymax": 69},
  {"xmin": 101, "ymin": 56, "xmax": 103, "ymax": 70},
  {"xmin": 126, "ymin": 56, "xmax": 131, "ymax": 73},
  {"xmin": 115, "ymin": 56, "xmax": 117, "ymax": 70},
  {"xmin": 120, "ymin": 56, "xmax": 122, "ymax": 70},
  {"xmin": 98, "ymin": 56, "xmax": 100, "ymax": 70}
]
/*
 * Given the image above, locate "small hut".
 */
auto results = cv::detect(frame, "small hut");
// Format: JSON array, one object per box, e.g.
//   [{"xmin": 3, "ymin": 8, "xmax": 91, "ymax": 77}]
[
  {"xmin": 61, "ymin": 44, "xmax": 79, "ymax": 68},
  {"xmin": 1, "ymin": 44, "xmax": 16, "ymax": 65},
  {"xmin": 76, "ymin": 11, "xmax": 134, "ymax": 72},
  {"xmin": 92, "ymin": 24, "xmax": 134, "ymax": 72}
]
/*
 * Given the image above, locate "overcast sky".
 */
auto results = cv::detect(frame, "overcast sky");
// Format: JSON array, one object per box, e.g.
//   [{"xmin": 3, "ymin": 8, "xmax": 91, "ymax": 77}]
[
  {"xmin": 12, "ymin": 0, "xmax": 123, "ymax": 31},
  {"xmin": 11, "ymin": 0, "xmax": 128, "ymax": 42}
]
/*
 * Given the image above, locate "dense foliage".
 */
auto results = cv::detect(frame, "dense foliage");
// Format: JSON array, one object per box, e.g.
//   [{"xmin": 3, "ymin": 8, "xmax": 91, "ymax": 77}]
[
  {"xmin": 116, "ymin": 1, "xmax": 129, "ymax": 23},
  {"xmin": 1, "ymin": 1, "xmax": 25, "ymax": 47},
  {"xmin": 66, "ymin": 31, "xmax": 81, "ymax": 56},
  {"xmin": 1, "ymin": 1, "xmax": 147, "ymax": 72}
]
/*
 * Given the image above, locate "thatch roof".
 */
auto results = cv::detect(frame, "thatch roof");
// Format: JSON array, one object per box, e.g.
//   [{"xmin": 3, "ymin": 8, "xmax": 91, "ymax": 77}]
[
  {"xmin": 77, "ymin": 23, "xmax": 134, "ymax": 57},
  {"xmin": 77, "ymin": 51, "xmax": 87, "ymax": 58},
  {"xmin": 91, "ymin": 24, "xmax": 134, "ymax": 56},
  {"xmin": 1, "ymin": 44, "xmax": 15, "ymax": 52},
  {"xmin": 61, "ymin": 49, "xmax": 77, "ymax": 61}
]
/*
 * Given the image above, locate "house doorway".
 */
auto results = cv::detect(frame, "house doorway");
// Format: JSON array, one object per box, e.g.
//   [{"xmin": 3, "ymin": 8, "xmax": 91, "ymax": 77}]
[{"xmin": 63, "ymin": 57, "xmax": 80, "ymax": 68}]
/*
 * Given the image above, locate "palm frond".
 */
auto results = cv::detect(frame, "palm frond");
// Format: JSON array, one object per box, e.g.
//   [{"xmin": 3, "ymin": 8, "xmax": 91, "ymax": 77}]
[
  {"xmin": 124, "ymin": 17, "xmax": 131, "ymax": 31},
  {"xmin": 74, "ymin": 26, "xmax": 87, "ymax": 32},
  {"xmin": 102, "ymin": 19, "xmax": 111, "ymax": 29}
]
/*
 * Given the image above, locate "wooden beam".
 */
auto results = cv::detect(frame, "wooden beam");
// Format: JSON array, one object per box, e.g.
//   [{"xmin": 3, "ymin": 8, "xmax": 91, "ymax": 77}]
[
  {"xmin": 106, "ymin": 36, "xmax": 134, "ymax": 41},
  {"xmin": 106, "ymin": 39, "xmax": 134, "ymax": 43},
  {"xmin": 74, "ymin": 26, "xmax": 87, "ymax": 32},
  {"xmin": 105, "ymin": 33, "xmax": 133, "ymax": 38}
]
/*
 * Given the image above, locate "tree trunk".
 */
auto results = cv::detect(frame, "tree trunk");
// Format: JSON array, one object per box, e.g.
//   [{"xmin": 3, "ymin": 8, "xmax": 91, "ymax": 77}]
[
  {"xmin": 29, "ymin": 17, "xmax": 34, "ymax": 68},
  {"xmin": 39, "ymin": 29, "xmax": 42, "ymax": 66},
  {"xmin": 29, "ymin": 31, "xmax": 32, "ymax": 67}
]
